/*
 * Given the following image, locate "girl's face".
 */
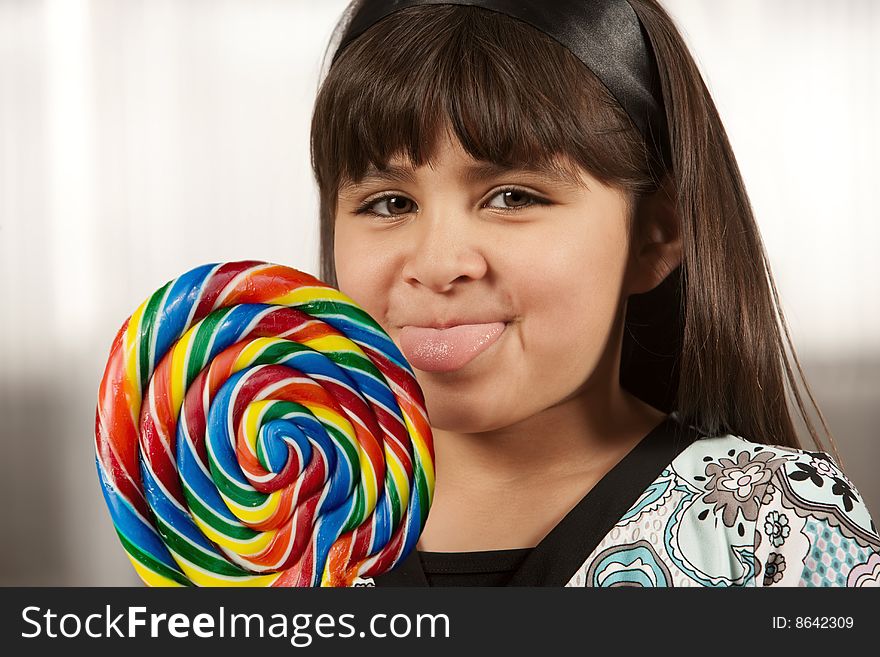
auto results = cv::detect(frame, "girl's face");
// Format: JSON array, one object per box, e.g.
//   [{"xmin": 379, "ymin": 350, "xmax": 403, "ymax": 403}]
[{"xmin": 334, "ymin": 129, "xmax": 637, "ymax": 434}]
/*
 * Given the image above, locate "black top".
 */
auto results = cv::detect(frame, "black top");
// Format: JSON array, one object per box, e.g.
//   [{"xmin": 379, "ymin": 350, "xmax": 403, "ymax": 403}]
[
  {"xmin": 371, "ymin": 412, "xmax": 702, "ymax": 587},
  {"xmin": 417, "ymin": 547, "xmax": 534, "ymax": 586}
]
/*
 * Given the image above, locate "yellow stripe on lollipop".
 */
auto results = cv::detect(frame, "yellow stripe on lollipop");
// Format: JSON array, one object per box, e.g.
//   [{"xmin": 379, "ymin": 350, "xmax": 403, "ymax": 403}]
[
  {"xmin": 175, "ymin": 555, "xmax": 281, "ymax": 588},
  {"xmin": 240, "ymin": 399, "xmax": 275, "ymax": 456},
  {"xmin": 384, "ymin": 446, "xmax": 410, "ymax": 507},
  {"xmin": 123, "ymin": 298, "xmax": 149, "ymax": 425},
  {"xmin": 191, "ymin": 510, "xmax": 276, "ymax": 556},
  {"xmin": 220, "ymin": 485, "xmax": 283, "ymax": 526},
  {"xmin": 169, "ymin": 325, "xmax": 198, "ymax": 425},
  {"xmin": 232, "ymin": 337, "xmax": 283, "ymax": 372},
  {"xmin": 128, "ymin": 555, "xmax": 186, "ymax": 588},
  {"xmin": 271, "ymin": 285, "xmax": 355, "ymax": 307},
  {"xmin": 404, "ymin": 410, "xmax": 435, "ymax": 492},
  {"xmin": 302, "ymin": 334, "xmax": 360, "ymax": 355}
]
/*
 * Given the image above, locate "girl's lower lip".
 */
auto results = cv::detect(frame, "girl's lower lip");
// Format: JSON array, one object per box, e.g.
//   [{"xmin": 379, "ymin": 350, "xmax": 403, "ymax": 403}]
[{"xmin": 398, "ymin": 322, "xmax": 507, "ymax": 372}]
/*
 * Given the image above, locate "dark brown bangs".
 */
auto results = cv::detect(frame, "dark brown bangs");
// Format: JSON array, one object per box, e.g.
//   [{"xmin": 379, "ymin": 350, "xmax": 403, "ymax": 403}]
[{"xmin": 311, "ymin": 4, "xmax": 655, "ymax": 205}]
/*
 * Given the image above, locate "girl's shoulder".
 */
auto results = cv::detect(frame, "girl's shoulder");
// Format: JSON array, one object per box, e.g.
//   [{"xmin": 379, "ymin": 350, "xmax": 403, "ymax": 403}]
[{"xmin": 669, "ymin": 432, "xmax": 880, "ymax": 586}]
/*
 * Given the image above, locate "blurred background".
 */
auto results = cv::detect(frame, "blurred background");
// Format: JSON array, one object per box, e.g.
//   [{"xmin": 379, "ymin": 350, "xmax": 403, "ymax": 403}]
[{"xmin": 1, "ymin": 0, "xmax": 878, "ymax": 585}]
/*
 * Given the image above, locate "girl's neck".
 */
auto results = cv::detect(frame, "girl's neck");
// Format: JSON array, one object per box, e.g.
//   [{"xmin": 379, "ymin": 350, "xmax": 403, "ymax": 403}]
[
  {"xmin": 428, "ymin": 379, "xmax": 666, "ymax": 494},
  {"xmin": 415, "ymin": 383, "xmax": 666, "ymax": 553}
]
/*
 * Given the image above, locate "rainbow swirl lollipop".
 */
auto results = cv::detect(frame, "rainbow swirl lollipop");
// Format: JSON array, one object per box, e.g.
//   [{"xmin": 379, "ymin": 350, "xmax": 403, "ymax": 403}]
[{"xmin": 94, "ymin": 261, "xmax": 434, "ymax": 586}]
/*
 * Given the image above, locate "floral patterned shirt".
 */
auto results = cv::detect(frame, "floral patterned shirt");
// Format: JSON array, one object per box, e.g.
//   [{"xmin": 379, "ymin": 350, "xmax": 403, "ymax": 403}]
[{"xmin": 566, "ymin": 434, "xmax": 880, "ymax": 587}]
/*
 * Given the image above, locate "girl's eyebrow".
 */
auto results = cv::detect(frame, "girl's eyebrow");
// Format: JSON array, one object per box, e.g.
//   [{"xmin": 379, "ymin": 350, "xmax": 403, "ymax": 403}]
[
  {"xmin": 339, "ymin": 161, "xmax": 585, "ymax": 194},
  {"xmin": 461, "ymin": 161, "xmax": 585, "ymax": 188},
  {"xmin": 343, "ymin": 164, "xmax": 419, "ymax": 190}
]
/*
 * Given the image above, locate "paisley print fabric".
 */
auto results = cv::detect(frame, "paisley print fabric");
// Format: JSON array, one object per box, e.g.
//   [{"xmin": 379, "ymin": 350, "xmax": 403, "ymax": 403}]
[{"xmin": 565, "ymin": 436, "xmax": 880, "ymax": 587}]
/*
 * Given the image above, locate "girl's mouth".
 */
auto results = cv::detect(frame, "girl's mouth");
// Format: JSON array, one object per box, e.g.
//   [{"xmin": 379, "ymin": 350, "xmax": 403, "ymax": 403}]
[{"xmin": 398, "ymin": 322, "xmax": 508, "ymax": 372}]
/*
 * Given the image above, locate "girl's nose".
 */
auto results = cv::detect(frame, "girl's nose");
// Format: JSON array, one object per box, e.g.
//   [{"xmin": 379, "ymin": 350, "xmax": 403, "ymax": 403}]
[{"xmin": 401, "ymin": 209, "xmax": 488, "ymax": 293}]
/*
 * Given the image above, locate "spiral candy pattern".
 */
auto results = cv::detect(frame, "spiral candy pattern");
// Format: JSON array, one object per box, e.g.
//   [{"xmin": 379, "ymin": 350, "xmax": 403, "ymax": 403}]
[{"xmin": 95, "ymin": 261, "xmax": 434, "ymax": 586}]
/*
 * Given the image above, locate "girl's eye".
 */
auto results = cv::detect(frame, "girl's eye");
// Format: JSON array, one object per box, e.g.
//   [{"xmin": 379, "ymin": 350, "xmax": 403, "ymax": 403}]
[
  {"xmin": 355, "ymin": 195, "xmax": 415, "ymax": 218},
  {"xmin": 354, "ymin": 187, "xmax": 550, "ymax": 219},
  {"xmin": 485, "ymin": 187, "xmax": 548, "ymax": 210}
]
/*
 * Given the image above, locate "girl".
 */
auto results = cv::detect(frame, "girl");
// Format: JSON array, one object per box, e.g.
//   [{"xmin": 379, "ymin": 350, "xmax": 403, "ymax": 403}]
[{"xmin": 309, "ymin": 0, "xmax": 880, "ymax": 586}]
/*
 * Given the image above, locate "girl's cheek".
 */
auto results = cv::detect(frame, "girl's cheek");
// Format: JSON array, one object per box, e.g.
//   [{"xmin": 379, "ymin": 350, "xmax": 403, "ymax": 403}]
[
  {"xmin": 335, "ymin": 236, "xmax": 370, "ymax": 299},
  {"xmin": 335, "ymin": 237, "xmax": 397, "ymax": 323}
]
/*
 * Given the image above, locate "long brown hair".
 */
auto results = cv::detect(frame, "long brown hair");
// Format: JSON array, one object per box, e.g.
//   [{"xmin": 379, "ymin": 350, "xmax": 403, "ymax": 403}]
[{"xmin": 309, "ymin": 0, "xmax": 840, "ymax": 462}]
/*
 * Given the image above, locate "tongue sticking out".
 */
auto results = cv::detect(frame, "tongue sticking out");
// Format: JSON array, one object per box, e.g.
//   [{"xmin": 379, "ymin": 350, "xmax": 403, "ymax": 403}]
[{"xmin": 399, "ymin": 322, "xmax": 507, "ymax": 373}]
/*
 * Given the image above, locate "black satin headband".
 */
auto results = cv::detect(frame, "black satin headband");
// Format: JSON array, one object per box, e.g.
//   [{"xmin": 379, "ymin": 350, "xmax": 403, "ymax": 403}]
[{"xmin": 331, "ymin": 0, "xmax": 672, "ymax": 173}]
